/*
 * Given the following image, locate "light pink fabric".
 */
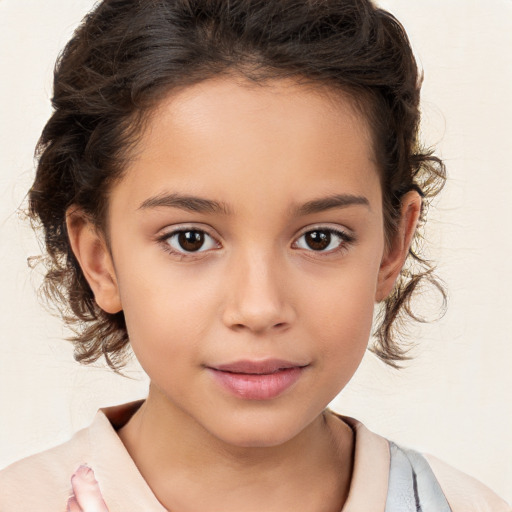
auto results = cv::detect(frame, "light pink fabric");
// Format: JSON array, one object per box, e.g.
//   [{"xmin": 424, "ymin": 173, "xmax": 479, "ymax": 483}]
[
  {"xmin": 426, "ymin": 453, "xmax": 511, "ymax": 512},
  {"xmin": 0, "ymin": 402, "xmax": 509, "ymax": 511}
]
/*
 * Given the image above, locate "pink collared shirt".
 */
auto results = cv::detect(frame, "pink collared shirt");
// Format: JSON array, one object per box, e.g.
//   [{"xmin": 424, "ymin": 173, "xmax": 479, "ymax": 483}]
[{"xmin": 0, "ymin": 401, "xmax": 509, "ymax": 511}]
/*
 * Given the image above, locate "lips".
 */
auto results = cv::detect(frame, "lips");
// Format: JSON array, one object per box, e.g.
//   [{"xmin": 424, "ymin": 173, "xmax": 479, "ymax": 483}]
[
  {"xmin": 207, "ymin": 359, "xmax": 307, "ymax": 400},
  {"xmin": 213, "ymin": 359, "xmax": 304, "ymax": 375}
]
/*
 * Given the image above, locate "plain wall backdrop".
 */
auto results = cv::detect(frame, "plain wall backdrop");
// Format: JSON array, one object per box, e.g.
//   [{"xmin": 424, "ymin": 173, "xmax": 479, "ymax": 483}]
[{"xmin": 1, "ymin": 0, "xmax": 511, "ymax": 503}]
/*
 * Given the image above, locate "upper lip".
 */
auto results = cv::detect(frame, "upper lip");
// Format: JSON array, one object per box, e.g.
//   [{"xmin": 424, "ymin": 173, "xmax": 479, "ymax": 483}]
[{"xmin": 209, "ymin": 359, "xmax": 308, "ymax": 375}]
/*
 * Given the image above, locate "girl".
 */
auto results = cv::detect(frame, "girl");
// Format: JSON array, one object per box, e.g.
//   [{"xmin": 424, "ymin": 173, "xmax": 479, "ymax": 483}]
[{"xmin": 0, "ymin": 0, "xmax": 510, "ymax": 510}]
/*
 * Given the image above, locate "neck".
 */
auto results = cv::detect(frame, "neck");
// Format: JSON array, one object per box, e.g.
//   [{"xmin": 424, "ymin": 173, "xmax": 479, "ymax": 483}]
[{"xmin": 118, "ymin": 386, "xmax": 354, "ymax": 512}]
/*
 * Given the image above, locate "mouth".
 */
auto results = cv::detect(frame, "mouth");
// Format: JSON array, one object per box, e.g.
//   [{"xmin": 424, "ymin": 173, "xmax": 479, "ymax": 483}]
[
  {"xmin": 206, "ymin": 359, "xmax": 309, "ymax": 400},
  {"xmin": 212, "ymin": 358, "xmax": 307, "ymax": 374}
]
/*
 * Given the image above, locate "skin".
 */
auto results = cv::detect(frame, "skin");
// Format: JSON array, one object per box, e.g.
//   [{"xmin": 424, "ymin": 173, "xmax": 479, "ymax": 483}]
[
  {"xmin": 67, "ymin": 76, "xmax": 421, "ymax": 511},
  {"xmin": 67, "ymin": 466, "xmax": 108, "ymax": 512}
]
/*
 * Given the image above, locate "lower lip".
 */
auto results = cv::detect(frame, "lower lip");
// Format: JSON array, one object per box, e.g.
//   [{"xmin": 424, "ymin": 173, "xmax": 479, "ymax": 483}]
[{"xmin": 208, "ymin": 367, "xmax": 304, "ymax": 400}]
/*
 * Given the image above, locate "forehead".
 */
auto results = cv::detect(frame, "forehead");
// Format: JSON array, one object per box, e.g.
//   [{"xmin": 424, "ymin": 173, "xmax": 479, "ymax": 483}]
[
  {"xmin": 115, "ymin": 76, "xmax": 381, "ymax": 216},
  {"xmin": 142, "ymin": 76, "xmax": 375, "ymax": 160}
]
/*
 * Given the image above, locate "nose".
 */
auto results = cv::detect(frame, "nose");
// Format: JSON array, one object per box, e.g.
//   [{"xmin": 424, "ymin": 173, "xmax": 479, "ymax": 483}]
[{"xmin": 222, "ymin": 249, "xmax": 295, "ymax": 334}]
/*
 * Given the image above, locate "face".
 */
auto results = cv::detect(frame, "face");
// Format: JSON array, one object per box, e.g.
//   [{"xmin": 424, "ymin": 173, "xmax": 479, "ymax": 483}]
[{"xmin": 77, "ymin": 77, "xmax": 402, "ymax": 447}]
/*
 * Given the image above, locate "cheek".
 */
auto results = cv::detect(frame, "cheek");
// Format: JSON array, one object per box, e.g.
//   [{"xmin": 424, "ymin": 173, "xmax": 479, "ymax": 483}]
[
  {"xmin": 301, "ymin": 256, "xmax": 381, "ymax": 363},
  {"xmin": 310, "ymin": 294, "xmax": 374, "ymax": 406},
  {"xmin": 116, "ymin": 257, "xmax": 222, "ymax": 366},
  {"xmin": 319, "ymin": 286, "xmax": 375, "ymax": 355}
]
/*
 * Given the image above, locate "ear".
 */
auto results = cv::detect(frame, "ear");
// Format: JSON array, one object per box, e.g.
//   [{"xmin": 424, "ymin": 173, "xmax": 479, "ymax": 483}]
[
  {"xmin": 375, "ymin": 190, "xmax": 422, "ymax": 302},
  {"xmin": 66, "ymin": 207, "xmax": 122, "ymax": 314}
]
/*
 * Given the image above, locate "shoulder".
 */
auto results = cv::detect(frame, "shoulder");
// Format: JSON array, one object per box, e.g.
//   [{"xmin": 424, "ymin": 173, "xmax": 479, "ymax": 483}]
[
  {"xmin": 330, "ymin": 412, "xmax": 511, "ymax": 512},
  {"xmin": 0, "ymin": 401, "xmax": 157, "ymax": 512},
  {"xmin": 0, "ymin": 419, "xmax": 95, "ymax": 511},
  {"xmin": 0, "ymin": 413, "xmax": 111, "ymax": 512},
  {"xmin": 425, "ymin": 453, "xmax": 512, "ymax": 512}
]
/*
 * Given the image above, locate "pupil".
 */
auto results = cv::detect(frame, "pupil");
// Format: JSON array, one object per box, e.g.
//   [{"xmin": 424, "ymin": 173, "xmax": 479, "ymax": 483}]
[
  {"xmin": 305, "ymin": 230, "xmax": 330, "ymax": 250},
  {"xmin": 178, "ymin": 231, "xmax": 204, "ymax": 252}
]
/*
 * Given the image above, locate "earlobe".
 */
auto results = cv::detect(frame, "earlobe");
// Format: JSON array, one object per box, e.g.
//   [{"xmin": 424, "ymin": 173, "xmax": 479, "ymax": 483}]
[
  {"xmin": 66, "ymin": 207, "xmax": 122, "ymax": 314},
  {"xmin": 375, "ymin": 190, "xmax": 422, "ymax": 302}
]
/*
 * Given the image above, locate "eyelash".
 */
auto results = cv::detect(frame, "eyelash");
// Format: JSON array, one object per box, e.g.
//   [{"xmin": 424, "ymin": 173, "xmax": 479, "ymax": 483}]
[
  {"xmin": 293, "ymin": 227, "xmax": 355, "ymax": 255},
  {"xmin": 157, "ymin": 226, "xmax": 355, "ymax": 259},
  {"xmin": 157, "ymin": 227, "xmax": 220, "ymax": 259}
]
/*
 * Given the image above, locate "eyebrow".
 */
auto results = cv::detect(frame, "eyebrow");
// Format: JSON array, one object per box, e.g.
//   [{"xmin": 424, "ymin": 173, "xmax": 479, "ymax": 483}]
[
  {"xmin": 138, "ymin": 192, "xmax": 370, "ymax": 216},
  {"xmin": 138, "ymin": 193, "xmax": 232, "ymax": 215},
  {"xmin": 292, "ymin": 194, "xmax": 370, "ymax": 216}
]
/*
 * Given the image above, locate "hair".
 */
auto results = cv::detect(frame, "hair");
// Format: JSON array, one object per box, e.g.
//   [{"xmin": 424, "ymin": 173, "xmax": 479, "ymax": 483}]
[{"xmin": 28, "ymin": 0, "xmax": 446, "ymax": 370}]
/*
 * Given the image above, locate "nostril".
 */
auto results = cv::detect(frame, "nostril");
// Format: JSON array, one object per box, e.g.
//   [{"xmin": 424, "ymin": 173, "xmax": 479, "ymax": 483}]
[{"xmin": 229, "ymin": 321, "xmax": 288, "ymax": 333}]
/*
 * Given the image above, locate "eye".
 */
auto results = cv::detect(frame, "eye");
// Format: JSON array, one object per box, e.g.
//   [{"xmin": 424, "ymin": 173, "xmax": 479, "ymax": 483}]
[
  {"xmin": 293, "ymin": 228, "xmax": 353, "ymax": 253},
  {"xmin": 163, "ymin": 229, "xmax": 219, "ymax": 254}
]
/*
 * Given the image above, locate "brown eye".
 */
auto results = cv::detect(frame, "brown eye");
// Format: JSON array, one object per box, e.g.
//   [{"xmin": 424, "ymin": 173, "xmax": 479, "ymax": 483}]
[
  {"xmin": 164, "ymin": 229, "xmax": 218, "ymax": 254},
  {"xmin": 178, "ymin": 230, "xmax": 204, "ymax": 251},
  {"xmin": 294, "ymin": 228, "xmax": 352, "ymax": 253},
  {"xmin": 304, "ymin": 230, "xmax": 331, "ymax": 251}
]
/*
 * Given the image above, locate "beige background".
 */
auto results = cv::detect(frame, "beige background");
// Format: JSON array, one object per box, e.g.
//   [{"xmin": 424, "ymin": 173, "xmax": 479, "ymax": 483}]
[{"xmin": 1, "ymin": 0, "xmax": 511, "ymax": 503}]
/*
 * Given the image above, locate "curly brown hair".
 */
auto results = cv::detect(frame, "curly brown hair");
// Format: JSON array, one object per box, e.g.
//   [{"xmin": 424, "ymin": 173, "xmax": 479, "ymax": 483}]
[{"xmin": 28, "ymin": 0, "xmax": 446, "ymax": 370}]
